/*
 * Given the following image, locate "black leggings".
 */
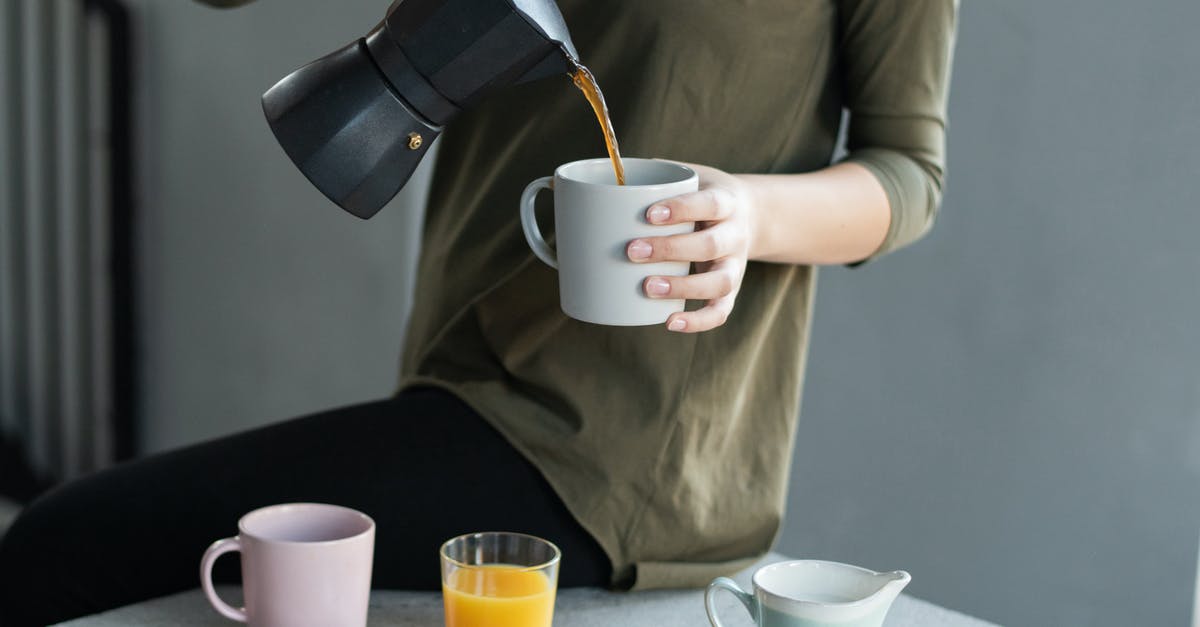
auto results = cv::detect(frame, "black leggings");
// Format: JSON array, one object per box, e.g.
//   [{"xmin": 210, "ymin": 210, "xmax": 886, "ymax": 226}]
[{"xmin": 0, "ymin": 387, "xmax": 610, "ymax": 626}]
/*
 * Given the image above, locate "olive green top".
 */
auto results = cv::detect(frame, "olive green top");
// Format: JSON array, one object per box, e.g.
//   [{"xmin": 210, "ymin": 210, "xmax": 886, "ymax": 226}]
[{"xmin": 401, "ymin": 0, "xmax": 957, "ymax": 589}]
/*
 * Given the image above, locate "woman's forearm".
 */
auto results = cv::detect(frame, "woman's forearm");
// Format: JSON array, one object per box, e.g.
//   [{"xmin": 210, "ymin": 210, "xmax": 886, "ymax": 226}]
[{"xmin": 740, "ymin": 162, "xmax": 891, "ymax": 266}]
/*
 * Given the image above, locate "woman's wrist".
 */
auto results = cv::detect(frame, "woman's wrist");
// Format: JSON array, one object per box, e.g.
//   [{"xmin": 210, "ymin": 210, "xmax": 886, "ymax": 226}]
[{"xmin": 733, "ymin": 173, "xmax": 780, "ymax": 262}]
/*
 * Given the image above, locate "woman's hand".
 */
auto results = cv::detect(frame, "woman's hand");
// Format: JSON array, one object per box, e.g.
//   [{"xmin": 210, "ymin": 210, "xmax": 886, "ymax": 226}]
[{"xmin": 626, "ymin": 163, "xmax": 756, "ymax": 333}]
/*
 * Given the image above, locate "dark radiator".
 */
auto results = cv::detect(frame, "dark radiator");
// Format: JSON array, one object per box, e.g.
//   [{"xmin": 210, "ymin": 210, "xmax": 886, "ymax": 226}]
[{"xmin": 0, "ymin": 0, "xmax": 135, "ymax": 486}]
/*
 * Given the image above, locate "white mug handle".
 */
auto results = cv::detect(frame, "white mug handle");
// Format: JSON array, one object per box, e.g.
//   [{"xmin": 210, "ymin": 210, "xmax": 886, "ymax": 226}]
[
  {"xmin": 201, "ymin": 537, "xmax": 248, "ymax": 622},
  {"xmin": 519, "ymin": 176, "xmax": 558, "ymax": 269},
  {"xmin": 705, "ymin": 576, "xmax": 759, "ymax": 626}
]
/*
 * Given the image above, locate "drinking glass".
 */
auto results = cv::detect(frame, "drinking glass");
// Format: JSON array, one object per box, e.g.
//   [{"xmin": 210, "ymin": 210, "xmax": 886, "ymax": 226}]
[{"xmin": 440, "ymin": 532, "xmax": 561, "ymax": 627}]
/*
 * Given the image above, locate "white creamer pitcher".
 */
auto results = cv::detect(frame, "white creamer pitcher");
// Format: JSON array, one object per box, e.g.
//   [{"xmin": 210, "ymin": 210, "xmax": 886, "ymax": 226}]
[{"xmin": 705, "ymin": 560, "xmax": 910, "ymax": 627}]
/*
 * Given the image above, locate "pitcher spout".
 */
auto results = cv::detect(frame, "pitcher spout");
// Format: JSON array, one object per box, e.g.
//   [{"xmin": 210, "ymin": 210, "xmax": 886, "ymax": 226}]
[{"xmin": 872, "ymin": 570, "xmax": 911, "ymax": 605}]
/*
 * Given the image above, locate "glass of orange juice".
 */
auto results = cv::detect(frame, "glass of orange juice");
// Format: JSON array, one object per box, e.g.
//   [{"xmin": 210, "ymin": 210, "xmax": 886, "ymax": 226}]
[{"xmin": 440, "ymin": 532, "xmax": 560, "ymax": 627}]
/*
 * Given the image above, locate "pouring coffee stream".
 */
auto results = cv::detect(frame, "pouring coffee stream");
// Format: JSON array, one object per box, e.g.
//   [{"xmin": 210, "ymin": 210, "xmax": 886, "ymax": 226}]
[
  {"xmin": 571, "ymin": 62, "xmax": 627, "ymax": 186},
  {"xmin": 261, "ymin": 0, "xmax": 626, "ymax": 219}
]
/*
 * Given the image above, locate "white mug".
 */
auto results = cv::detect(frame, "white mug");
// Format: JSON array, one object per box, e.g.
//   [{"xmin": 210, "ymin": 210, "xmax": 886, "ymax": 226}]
[
  {"xmin": 520, "ymin": 158, "xmax": 698, "ymax": 326},
  {"xmin": 200, "ymin": 503, "xmax": 375, "ymax": 627}
]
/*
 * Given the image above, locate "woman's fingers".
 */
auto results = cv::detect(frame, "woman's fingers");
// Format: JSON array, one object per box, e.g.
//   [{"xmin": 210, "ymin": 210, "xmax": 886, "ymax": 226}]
[
  {"xmin": 644, "ymin": 187, "xmax": 736, "ymax": 225},
  {"xmin": 627, "ymin": 222, "xmax": 746, "ymax": 263},
  {"xmin": 647, "ymin": 257, "xmax": 744, "ymax": 333},
  {"xmin": 643, "ymin": 266, "xmax": 737, "ymax": 301},
  {"xmin": 665, "ymin": 296, "xmax": 736, "ymax": 333},
  {"xmin": 626, "ymin": 171, "xmax": 749, "ymax": 333}
]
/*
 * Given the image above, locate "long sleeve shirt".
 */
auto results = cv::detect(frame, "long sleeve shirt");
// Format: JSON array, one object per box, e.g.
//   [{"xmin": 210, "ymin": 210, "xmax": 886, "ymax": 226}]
[{"xmin": 401, "ymin": 0, "xmax": 958, "ymax": 589}]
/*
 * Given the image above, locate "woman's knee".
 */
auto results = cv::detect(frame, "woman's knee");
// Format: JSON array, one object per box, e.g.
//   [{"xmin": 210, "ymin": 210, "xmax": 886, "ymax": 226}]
[
  {"xmin": 0, "ymin": 471, "xmax": 146, "ymax": 624},
  {"xmin": 0, "ymin": 496, "xmax": 70, "ymax": 625},
  {"xmin": 1, "ymin": 495, "xmax": 57, "ymax": 576}
]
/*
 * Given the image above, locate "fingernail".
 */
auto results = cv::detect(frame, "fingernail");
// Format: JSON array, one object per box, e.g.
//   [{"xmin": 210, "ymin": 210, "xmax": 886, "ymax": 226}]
[
  {"xmin": 628, "ymin": 240, "xmax": 652, "ymax": 260},
  {"xmin": 646, "ymin": 277, "xmax": 670, "ymax": 296},
  {"xmin": 647, "ymin": 205, "xmax": 671, "ymax": 224},
  {"xmin": 668, "ymin": 318, "xmax": 687, "ymax": 332}
]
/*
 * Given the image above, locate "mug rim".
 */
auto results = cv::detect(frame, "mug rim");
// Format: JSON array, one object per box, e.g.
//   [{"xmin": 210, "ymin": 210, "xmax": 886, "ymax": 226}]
[
  {"xmin": 237, "ymin": 502, "xmax": 375, "ymax": 546},
  {"xmin": 554, "ymin": 157, "xmax": 696, "ymax": 190},
  {"xmin": 439, "ymin": 531, "xmax": 562, "ymax": 572},
  {"xmin": 752, "ymin": 559, "xmax": 909, "ymax": 608}
]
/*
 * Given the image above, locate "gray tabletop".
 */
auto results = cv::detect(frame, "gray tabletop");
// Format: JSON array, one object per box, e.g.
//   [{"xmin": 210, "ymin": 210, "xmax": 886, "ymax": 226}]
[{"xmin": 60, "ymin": 554, "xmax": 998, "ymax": 626}]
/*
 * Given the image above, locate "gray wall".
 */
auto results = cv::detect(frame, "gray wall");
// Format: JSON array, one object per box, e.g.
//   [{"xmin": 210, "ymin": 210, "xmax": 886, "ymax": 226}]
[
  {"xmin": 778, "ymin": 2, "xmax": 1200, "ymax": 626},
  {"xmin": 133, "ymin": 1, "xmax": 1199, "ymax": 626},
  {"xmin": 131, "ymin": 0, "xmax": 429, "ymax": 452}
]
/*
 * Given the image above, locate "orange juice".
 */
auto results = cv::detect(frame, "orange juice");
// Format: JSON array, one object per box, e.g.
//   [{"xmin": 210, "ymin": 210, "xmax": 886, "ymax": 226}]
[{"xmin": 442, "ymin": 564, "xmax": 556, "ymax": 627}]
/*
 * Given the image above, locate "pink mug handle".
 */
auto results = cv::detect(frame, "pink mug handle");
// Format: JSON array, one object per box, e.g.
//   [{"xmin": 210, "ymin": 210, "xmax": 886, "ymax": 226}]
[{"xmin": 201, "ymin": 537, "xmax": 248, "ymax": 622}]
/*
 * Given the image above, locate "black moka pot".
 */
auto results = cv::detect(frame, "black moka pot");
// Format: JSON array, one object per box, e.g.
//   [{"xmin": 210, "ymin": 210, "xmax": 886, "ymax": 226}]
[{"xmin": 261, "ymin": 0, "xmax": 580, "ymax": 219}]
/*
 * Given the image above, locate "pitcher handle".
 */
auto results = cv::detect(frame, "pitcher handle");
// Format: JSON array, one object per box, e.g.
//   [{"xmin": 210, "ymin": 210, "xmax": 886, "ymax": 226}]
[
  {"xmin": 519, "ymin": 176, "xmax": 558, "ymax": 268},
  {"xmin": 200, "ymin": 537, "xmax": 248, "ymax": 622},
  {"xmin": 705, "ymin": 576, "xmax": 758, "ymax": 626}
]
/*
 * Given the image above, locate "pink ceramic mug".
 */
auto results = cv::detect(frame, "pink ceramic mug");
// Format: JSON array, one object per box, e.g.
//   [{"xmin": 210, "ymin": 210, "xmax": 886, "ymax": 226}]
[{"xmin": 200, "ymin": 503, "xmax": 375, "ymax": 627}]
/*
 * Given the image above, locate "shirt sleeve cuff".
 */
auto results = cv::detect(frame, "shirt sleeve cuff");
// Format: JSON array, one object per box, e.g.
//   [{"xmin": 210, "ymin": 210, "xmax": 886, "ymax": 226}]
[{"xmin": 843, "ymin": 147, "xmax": 944, "ymax": 266}]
